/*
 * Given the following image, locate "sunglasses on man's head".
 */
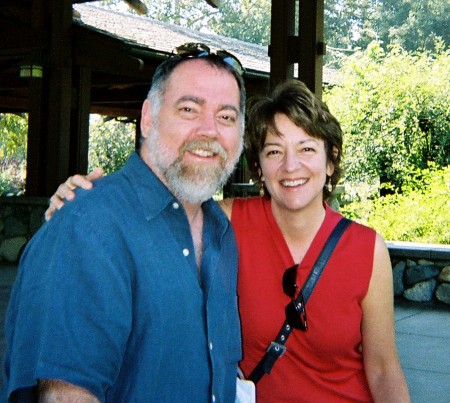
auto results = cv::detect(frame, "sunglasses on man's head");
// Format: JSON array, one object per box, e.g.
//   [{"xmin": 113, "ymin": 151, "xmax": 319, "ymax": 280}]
[
  {"xmin": 283, "ymin": 264, "xmax": 308, "ymax": 331},
  {"xmin": 172, "ymin": 42, "xmax": 245, "ymax": 76}
]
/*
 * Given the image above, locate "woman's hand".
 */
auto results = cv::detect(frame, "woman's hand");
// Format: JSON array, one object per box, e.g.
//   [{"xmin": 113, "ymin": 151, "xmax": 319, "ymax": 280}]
[{"xmin": 45, "ymin": 168, "xmax": 104, "ymax": 221}]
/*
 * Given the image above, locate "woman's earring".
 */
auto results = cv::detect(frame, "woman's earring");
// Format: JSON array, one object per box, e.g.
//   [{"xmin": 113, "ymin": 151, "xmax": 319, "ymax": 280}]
[
  {"xmin": 326, "ymin": 177, "xmax": 333, "ymax": 192},
  {"xmin": 259, "ymin": 182, "xmax": 265, "ymax": 197},
  {"xmin": 259, "ymin": 175, "xmax": 265, "ymax": 197}
]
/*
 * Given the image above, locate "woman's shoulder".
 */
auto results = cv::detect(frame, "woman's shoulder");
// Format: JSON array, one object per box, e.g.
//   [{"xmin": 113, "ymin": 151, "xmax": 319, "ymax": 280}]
[
  {"xmin": 232, "ymin": 196, "xmax": 266, "ymax": 208},
  {"xmin": 230, "ymin": 196, "xmax": 268, "ymax": 217},
  {"xmin": 326, "ymin": 204, "xmax": 377, "ymax": 238}
]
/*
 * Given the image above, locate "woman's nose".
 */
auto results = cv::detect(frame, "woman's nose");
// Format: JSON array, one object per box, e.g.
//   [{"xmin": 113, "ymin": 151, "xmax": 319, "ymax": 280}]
[{"xmin": 283, "ymin": 149, "xmax": 301, "ymax": 171}]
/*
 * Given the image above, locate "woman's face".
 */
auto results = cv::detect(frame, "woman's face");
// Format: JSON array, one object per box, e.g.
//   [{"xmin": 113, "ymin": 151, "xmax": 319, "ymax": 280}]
[{"xmin": 259, "ymin": 113, "xmax": 334, "ymax": 214}]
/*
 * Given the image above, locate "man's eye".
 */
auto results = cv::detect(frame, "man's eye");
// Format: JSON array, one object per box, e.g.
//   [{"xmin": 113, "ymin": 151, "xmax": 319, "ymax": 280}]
[
  {"xmin": 266, "ymin": 150, "xmax": 280, "ymax": 156},
  {"xmin": 220, "ymin": 114, "xmax": 236, "ymax": 123}
]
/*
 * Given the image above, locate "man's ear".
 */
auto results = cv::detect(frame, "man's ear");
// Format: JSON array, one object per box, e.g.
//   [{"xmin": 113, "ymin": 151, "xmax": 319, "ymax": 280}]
[{"xmin": 140, "ymin": 99, "xmax": 152, "ymax": 139}]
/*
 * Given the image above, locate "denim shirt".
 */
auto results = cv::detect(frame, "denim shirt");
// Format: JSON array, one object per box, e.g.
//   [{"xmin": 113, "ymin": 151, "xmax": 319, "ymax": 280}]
[{"xmin": 2, "ymin": 152, "xmax": 242, "ymax": 402}]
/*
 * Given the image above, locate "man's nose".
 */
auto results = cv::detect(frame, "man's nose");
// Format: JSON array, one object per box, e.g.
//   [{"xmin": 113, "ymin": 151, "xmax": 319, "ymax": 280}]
[{"xmin": 197, "ymin": 113, "xmax": 219, "ymax": 137}]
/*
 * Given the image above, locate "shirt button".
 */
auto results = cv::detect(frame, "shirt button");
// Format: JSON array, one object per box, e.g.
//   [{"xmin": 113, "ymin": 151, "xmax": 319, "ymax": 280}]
[
  {"xmin": 172, "ymin": 202, "xmax": 179, "ymax": 209},
  {"xmin": 212, "ymin": 394, "xmax": 216, "ymax": 402},
  {"xmin": 209, "ymin": 342, "xmax": 213, "ymax": 350},
  {"xmin": 183, "ymin": 248, "xmax": 190, "ymax": 257}
]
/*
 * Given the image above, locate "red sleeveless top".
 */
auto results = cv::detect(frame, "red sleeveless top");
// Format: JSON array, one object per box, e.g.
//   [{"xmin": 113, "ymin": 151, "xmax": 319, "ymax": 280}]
[{"xmin": 232, "ymin": 197, "xmax": 376, "ymax": 402}]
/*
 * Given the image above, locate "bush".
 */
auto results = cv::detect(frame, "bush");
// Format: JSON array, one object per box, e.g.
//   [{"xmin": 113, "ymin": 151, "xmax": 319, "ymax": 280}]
[
  {"xmin": 0, "ymin": 113, "xmax": 27, "ymax": 196},
  {"xmin": 88, "ymin": 115, "xmax": 136, "ymax": 174},
  {"xmin": 0, "ymin": 157, "xmax": 26, "ymax": 196},
  {"xmin": 324, "ymin": 42, "xmax": 450, "ymax": 193},
  {"xmin": 341, "ymin": 165, "xmax": 450, "ymax": 244}
]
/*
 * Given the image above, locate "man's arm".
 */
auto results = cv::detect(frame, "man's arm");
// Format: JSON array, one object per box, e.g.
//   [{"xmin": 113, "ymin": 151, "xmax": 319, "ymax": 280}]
[
  {"xmin": 39, "ymin": 380, "xmax": 100, "ymax": 402},
  {"xmin": 45, "ymin": 168, "xmax": 103, "ymax": 221}
]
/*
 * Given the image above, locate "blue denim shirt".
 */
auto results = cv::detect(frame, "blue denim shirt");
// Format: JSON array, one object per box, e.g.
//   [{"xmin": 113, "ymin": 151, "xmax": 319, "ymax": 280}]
[{"xmin": 2, "ymin": 152, "xmax": 241, "ymax": 402}]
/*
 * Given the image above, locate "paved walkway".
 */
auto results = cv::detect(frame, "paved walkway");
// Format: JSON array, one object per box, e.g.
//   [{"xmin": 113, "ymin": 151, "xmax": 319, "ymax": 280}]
[
  {"xmin": 394, "ymin": 299, "xmax": 450, "ymax": 402},
  {"xmin": 0, "ymin": 262, "xmax": 449, "ymax": 401}
]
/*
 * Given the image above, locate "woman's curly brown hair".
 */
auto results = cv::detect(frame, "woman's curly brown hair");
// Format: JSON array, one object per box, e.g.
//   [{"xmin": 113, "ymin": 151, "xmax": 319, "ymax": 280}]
[{"xmin": 245, "ymin": 79, "xmax": 343, "ymax": 201}]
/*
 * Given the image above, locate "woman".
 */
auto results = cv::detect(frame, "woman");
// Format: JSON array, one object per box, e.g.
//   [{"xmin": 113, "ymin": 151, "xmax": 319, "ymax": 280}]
[{"xmin": 46, "ymin": 80, "xmax": 410, "ymax": 402}]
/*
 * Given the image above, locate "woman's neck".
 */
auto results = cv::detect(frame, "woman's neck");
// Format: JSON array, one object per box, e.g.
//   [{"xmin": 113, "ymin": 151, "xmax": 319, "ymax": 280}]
[{"xmin": 271, "ymin": 200, "xmax": 326, "ymax": 264}]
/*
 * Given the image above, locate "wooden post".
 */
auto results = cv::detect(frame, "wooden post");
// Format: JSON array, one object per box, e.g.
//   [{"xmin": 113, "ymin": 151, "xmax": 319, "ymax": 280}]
[
  {"xmin": 269, "ymin": 0, "xmax": 325, "ymax": 97},
  {"xmin": 25, "ymin": 0, "xmax": 73, "ymax": 196}
]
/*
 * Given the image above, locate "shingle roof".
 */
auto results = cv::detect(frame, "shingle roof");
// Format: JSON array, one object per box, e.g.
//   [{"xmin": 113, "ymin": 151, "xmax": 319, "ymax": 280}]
[
  {"xmin": 74, "ymin": 4, "xmax": 270, "ymax": 74},
  {"xmin": 74, "ymin": 3, "xmax": 336, "ymax": 84}
]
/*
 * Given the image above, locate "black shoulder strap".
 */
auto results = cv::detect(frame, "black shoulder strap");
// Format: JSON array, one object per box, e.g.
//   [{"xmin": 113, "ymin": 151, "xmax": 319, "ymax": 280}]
[{"xmin": 248, "ymin": 217, "xmax": 352, "ymax": 384}]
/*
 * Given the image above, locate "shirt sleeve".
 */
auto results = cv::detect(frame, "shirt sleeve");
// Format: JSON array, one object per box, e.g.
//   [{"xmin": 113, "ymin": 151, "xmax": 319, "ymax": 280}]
[{"xmin": 4, "ymin": 206, "xmax": 133, "ymax": 401}]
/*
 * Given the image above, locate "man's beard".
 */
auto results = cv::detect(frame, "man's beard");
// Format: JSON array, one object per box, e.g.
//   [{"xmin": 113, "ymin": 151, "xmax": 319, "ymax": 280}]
[{"xmin": 146, "ymin": 127, "xmax": 242, "ymax": 204}]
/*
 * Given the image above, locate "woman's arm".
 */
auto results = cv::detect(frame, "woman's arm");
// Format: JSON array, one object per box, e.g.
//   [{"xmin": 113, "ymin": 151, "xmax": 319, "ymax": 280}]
[
  {"xmin": 45, "ymin": 168, "xmax": 104, "ymax": 221},
  {"xmin": 361, "ymin": 233, "xmax": 411, "ymax": 402},
  {"xmin": 45, "ymin": 170, "xmax": 236, "ymax": 222}
]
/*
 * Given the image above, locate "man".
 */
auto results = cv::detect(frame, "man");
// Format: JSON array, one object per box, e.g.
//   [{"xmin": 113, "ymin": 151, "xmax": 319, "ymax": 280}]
[{"xmin": 2, "ymin": 44, "xmax": 245, "ymax": 402}]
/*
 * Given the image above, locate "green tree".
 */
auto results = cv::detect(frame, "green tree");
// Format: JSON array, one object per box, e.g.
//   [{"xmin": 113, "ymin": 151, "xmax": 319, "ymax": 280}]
[
  {"xmin": 325, "ymin": 0, "xmax": 449, "ymax": 67},
  {"xmin": 324, "ymin": 42, "xmax": 450, "ymax": 195},
  {"xmin": 88, "ymin": 115, "xmax": 136, "ymax": 174},
  {"xmin": 372, "ymin": 0, "xmax": 450, "ymax": 52},
  {"xmin": 208, "ymin": 0, "xmax": 271, "ymax": 45},
  {"xmin": 99, "ymin": 1, "xmax": 449, "ymax": 63},
  {"xmin": 97, "ymin": 0, "xmax": 271, "ymax": 45},
  {"xmin": 0, "ymin": 113, "xmax": 27, "ymax": 196}
]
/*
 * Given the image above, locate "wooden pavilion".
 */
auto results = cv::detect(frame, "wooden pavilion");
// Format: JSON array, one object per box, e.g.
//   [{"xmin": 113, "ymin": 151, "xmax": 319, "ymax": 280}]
[{"xmin": 0, "ymin": 0, "xmax": 326, "ymax": 196}]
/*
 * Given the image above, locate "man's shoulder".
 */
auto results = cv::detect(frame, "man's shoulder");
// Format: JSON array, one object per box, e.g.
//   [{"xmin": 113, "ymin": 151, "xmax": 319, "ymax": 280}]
[{"xmin": 53, "ymin": 170, "xmax": 136, "ymax": 224}]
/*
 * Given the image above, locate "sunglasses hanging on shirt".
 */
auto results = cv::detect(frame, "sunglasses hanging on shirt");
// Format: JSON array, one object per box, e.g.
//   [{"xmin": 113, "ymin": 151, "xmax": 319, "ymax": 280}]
[{"xmin": 283, "ymin": 264, "xmax": 308, "ymax": 331}]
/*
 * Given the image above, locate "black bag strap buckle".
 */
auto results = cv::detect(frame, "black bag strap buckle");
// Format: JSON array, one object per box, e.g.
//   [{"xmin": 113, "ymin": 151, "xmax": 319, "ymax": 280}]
[{"xmin": 266, "ymin": 341, "xmax": 287, "ymax": 357}]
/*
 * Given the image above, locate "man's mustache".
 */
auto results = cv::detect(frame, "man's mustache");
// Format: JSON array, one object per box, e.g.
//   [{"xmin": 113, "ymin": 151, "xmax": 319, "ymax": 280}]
[{"xmin": 180, "ymin": 140, "xmax": 228, "ymax": 162}]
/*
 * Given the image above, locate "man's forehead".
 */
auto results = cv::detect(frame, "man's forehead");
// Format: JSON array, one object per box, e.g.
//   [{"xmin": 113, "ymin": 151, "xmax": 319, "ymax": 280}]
[
  {"xmin": 169, "ymin": 59, "xmax": 239, "ymax": 89},
  {"xmin": 165, "ymin": 60, "xmax": 240, "ymax": 103}
]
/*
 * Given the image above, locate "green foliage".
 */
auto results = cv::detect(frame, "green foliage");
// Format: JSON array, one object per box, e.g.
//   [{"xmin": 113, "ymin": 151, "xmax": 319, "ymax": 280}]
[
  {"xmin": 341, "ymin": 165, "xmax": 450, "ymax": 244},
  {"xmin": 88, "ymin": 115, "xmax": 136, "ymax": 174},
  {"xmin": 0, "ymin": 113, "xmax": 27, "ymax": 196},
  {"xmin": 325, "ymin": 0, "xmax": 450, "ymax": 61},
  {"xmin": 324, "ymin": 42, "xmax": 450, "ymax": 194},
  {"xmin": 98, "ymin": 0, "xmax": 271, "ymax": 45},
  {"xmin": 0, "ymin": 157, "xmax": 26, "ymax": 196},
  {"xmin": 372, "ymin": 0, "xmax": 450, "ymax": 53},
  {"xmin": 101, "ymin": 0, "xmax": 449, "ymax": 52},
  {"xmin": 0, "ymin": 113, "xmax": 27, "ymax": 160},
  {"xmin": 208, "ymin": 0, "xmax": 271, "ymax": 45}
]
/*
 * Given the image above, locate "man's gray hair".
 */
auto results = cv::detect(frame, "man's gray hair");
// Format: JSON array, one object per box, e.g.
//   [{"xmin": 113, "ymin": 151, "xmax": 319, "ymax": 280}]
[{"xmin": 146, "ymin": 55, "xmax": 246, "ymax": 133}]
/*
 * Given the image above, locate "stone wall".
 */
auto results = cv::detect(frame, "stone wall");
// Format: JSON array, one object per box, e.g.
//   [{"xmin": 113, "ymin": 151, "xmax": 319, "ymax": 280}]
[
  {"xmin": 388, "ymin": 242, "xmax": 450, "ymax": 306},
  {"xmin": 0, "ymin": 197, "xmax": 47, "ymax": 263},
  {"xmin": 1, "ymin": 197, "xmax": 450, "ymax": 306}
]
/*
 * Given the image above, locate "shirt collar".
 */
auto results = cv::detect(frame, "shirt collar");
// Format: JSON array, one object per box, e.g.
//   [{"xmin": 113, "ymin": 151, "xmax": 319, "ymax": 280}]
[
  {"xmin": 122, "ymin": 152, "xmax": 175, "ymax": 220},
  {"xmin": 122, "ymin": 152, "xmax": 229, "ymax": 230}
]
